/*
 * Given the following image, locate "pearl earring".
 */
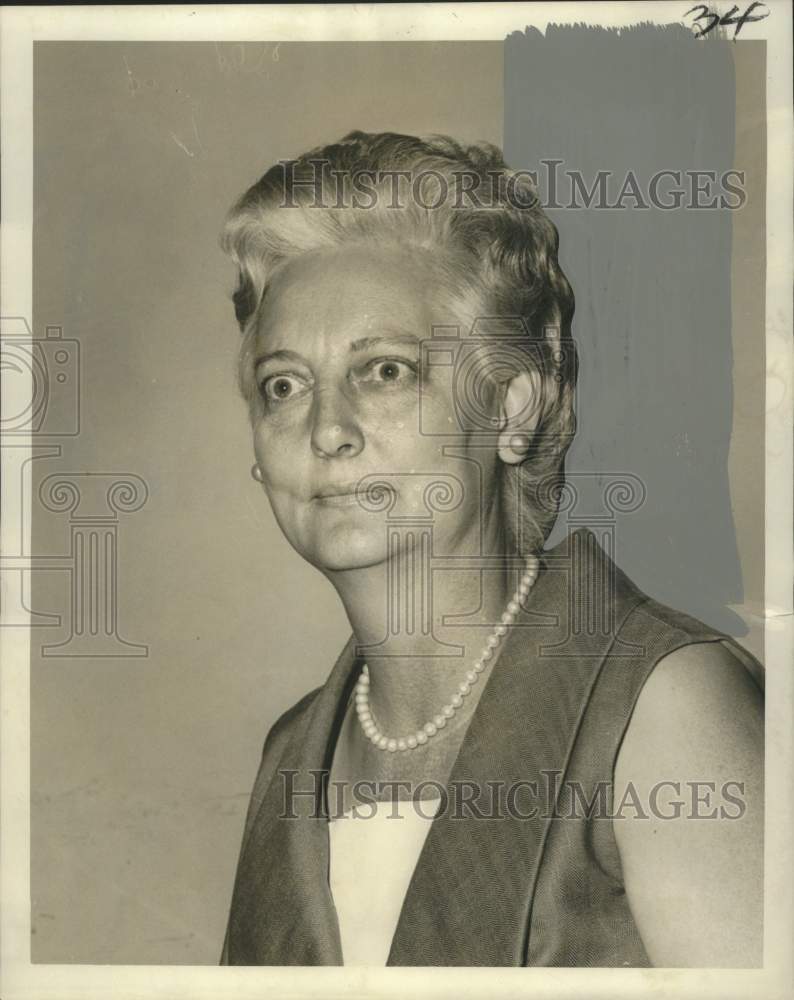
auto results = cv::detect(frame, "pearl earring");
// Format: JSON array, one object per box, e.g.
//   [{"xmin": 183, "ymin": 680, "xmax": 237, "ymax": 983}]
[
  {"xmin": 509, "ymin": 433, "xmax": 531, "ymax": 455},
  {"xmin": 251, "ymin": 463, "xmax": 264, "ymax": 483},
  {"xmin": 499, "ymin": 432, "xmax": 531, "ymax": 465}
]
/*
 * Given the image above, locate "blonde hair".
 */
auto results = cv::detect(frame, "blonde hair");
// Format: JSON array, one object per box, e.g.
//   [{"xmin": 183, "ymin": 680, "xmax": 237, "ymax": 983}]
[{"xmin": 221, "ymin": 130, "xmax": 578, "ymax": 553}]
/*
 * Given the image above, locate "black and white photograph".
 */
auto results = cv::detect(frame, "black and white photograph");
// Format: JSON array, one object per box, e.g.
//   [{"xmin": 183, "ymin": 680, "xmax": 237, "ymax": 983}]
[{"xmin": 1, "ymin": 4, "xmax": 791, "ymax": 999}]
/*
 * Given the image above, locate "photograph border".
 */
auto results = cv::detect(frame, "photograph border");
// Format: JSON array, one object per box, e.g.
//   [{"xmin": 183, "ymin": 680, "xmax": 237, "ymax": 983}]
[{"xmin": 2, "ymin": 4, "xmax": 792, "ymax": 999}]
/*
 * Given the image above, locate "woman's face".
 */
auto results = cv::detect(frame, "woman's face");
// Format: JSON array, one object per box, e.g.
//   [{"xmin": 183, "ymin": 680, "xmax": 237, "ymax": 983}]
[{"xmin": 248, "ymin": 242, "xmax": 503, "ymax": 573}]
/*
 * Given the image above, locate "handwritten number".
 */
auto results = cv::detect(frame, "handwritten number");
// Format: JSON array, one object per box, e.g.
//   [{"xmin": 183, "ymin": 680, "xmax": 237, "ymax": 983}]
[
  {"xmin": 719, "ymin": 5, "xmax": 743, "ymax": 29},
  {"xmin": 732, "ymin": 1, "xmax": 769, "ymax": 36},
  {"xmin": 684, "ymin": 4, "xmax": 721, "ymax": 37},
  {"xmin": 684, "ymin": 1, "xmax": 769, "ymax": 38}
]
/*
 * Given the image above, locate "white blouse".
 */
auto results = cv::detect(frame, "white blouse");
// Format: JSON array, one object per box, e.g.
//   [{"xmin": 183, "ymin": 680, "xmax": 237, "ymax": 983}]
[{"xmin": 328, "ymin": 795, "xmax": 443, "ymax": 966}]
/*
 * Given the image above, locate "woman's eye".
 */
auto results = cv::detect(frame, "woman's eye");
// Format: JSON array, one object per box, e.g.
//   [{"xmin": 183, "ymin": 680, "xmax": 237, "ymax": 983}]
[
  {"xmin": 365, "ymin": 359, "xmax": 417, "ymax": 384},
  {"xmin": 259, "ymin": 374, "xmax": 306, "ymax": 403}
]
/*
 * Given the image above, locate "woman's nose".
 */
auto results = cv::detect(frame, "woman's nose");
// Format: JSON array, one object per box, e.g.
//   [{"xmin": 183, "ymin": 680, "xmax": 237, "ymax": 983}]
[{"xmin": 309, "ymin": 386, "xmax": 364, "ymax": 459}]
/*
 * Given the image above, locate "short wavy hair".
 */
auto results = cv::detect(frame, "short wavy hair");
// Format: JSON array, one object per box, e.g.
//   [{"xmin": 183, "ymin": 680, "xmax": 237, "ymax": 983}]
[{"xmin": 221, "ymin": 130, "xmax": 578, "ymax": 554}]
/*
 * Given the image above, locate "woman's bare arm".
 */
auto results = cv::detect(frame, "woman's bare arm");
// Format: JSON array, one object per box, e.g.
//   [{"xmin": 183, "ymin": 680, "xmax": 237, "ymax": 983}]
[{"xmin": 613, "ymin": 640, "xmax": 764, "ymax": 967}]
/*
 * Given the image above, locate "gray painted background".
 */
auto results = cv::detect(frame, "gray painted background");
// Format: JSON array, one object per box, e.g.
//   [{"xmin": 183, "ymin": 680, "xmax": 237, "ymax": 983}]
[{"xmin": 506, "ymin": 24, "xmax": 756, "ymax": 634}]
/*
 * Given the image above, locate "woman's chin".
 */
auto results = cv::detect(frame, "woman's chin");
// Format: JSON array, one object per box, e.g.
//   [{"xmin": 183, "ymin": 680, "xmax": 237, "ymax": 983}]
[{"xmin": 300, "ymin": 526, "xmax": 388, "ymax": 573}]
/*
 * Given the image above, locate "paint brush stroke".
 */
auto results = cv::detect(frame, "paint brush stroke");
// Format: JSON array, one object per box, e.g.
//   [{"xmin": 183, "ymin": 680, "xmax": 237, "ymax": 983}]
[{"xmin": 505, "ymin": 23, "xmax": 748, "ymax": 634}]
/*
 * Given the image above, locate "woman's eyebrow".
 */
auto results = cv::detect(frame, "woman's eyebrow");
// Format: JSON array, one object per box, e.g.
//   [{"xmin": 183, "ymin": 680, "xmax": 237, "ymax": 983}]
[
  {"xmin": 350, "ymin": 334, "xmax": 420, "ymax": 352},
  {"xmin": 254, "ymin": 334, "xmax": 421, "ymax": 368},
  {"xmin": 253, "ymin": 348, "xmax": 305, "ymax": 368}
]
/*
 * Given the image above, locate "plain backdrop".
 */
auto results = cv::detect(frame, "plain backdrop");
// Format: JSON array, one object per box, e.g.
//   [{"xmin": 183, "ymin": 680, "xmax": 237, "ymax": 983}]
[
  {"xmin": 30, "ymin": 39, "xmax": 764, "ymax": 963},
  {"xmin": 31, "ymin": 39, "xmax": 505, "ymax": 963}
]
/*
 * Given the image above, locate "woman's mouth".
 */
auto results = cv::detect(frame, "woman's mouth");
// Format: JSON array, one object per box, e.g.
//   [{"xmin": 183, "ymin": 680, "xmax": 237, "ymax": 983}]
[
  {"xmin": 312, "ymin": 483, "xmax": 366, "ymax": 507},
  {"xmin": 314, "ymin": 490, "xmax": 362, "ymax": 507},
  {"xmin": 312, "ymin": 479, "xmax": 398, "ymax": 510}
]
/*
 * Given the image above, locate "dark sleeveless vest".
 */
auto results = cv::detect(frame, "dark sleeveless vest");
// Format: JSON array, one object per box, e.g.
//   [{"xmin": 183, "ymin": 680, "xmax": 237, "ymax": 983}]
[{"xmin": 220, "ymin": 527, "xmax": 761, "ymax": 966}]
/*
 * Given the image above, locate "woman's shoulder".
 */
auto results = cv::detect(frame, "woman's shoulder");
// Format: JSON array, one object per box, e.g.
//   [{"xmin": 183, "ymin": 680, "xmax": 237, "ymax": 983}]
[
  {"xmin": 621, "ymin": 586, "xmax": 731, "ymax": 643},
  {"xmin": 261, "ymin": 685, "xmax": 323, "ymax": 758},
  {"xmin": 614, "ymin": 628, "xmax": 764, "ymax": 794},
  {"xmin": 619, "ymin": 583, "xmax": 766, "ymax": 687},
  {"xmin": 618, "ymin": 637, "xmax": 764, "ymax": 760},
  {"xmin": 238, "ymin": 686, "xmax": 325, "ymax": 850}
]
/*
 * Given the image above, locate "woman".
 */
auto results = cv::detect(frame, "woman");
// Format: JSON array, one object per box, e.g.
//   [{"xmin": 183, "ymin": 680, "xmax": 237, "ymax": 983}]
[{"xmin": 219, "ymin": 132, "xmax": 764, "ymax": 967}]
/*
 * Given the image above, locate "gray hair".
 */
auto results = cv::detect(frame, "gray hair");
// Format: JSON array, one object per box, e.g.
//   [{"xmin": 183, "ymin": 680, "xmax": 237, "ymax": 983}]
[{"xmin": 221, "ymin": 130, "xmax": 578, "ymax": 554}]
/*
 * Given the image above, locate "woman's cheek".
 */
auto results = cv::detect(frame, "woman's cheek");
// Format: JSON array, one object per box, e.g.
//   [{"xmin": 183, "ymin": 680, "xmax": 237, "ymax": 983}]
[
  {"xmin": 254, "ymin": 405, "xmax": 307, "ymax": 445},
  {"xmin": 252, "ymin": 435, "xmax": 299, "ymax": 495},
  {"xmin": 360, "ymin": 391, "xmax": 423, "ymax": 441}
]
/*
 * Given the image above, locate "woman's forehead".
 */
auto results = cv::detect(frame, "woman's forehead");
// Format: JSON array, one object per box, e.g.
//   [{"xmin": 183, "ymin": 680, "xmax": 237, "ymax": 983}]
[{"xmin": 255, "ymin": 245, "xmax": 455, "ymax": 346}]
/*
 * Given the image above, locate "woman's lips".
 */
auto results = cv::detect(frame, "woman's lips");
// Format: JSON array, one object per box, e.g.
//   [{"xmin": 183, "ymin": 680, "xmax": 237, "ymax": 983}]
[
  {"xmin": 312, "ymin": 481, "xmax": 397, "ymax": 508},
  {"xmin": 313, "ymin": 491, "xmax": 362, "ymax": 507}
]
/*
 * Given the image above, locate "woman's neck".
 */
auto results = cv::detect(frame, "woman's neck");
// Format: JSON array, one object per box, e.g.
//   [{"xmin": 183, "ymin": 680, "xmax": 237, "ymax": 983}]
[{"xmin": 325, "ymin": 529, "xmax": 525, "ymax": 739}]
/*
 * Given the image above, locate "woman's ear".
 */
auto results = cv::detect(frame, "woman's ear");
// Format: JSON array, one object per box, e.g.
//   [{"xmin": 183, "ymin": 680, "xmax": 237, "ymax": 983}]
[{"xmin": 497, "ymin": 369, "xmax": 543, "ymax": 465}]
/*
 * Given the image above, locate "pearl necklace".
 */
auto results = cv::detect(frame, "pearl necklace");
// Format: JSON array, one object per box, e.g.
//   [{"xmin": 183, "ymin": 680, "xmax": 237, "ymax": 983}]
[{"xmin": 355, "ymin": 553, "xmax": 541, "ymax": 752}]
